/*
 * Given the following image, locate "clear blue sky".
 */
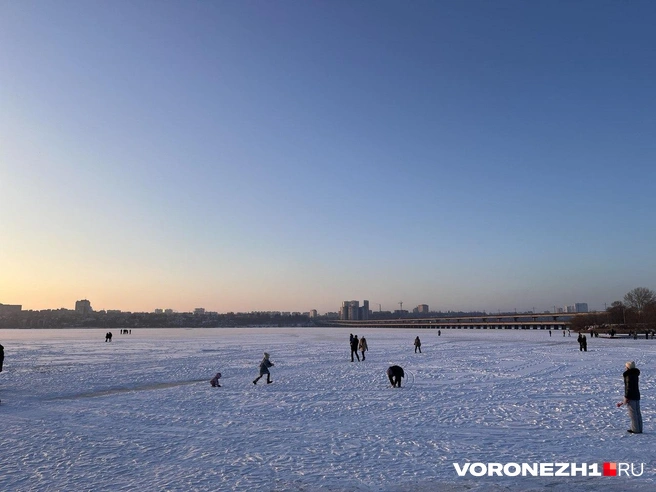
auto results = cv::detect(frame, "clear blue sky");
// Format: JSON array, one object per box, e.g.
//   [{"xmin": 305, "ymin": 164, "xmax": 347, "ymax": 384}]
[{"xmin": 2, "ymin": 1, "xmax": 655, "ymax": 313}]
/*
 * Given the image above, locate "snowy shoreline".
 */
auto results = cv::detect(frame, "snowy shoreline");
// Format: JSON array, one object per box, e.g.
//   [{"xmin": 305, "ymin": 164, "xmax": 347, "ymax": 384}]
[{"xmin": 1, "ymin": 328, "xmax": 653, "ymax": 491}]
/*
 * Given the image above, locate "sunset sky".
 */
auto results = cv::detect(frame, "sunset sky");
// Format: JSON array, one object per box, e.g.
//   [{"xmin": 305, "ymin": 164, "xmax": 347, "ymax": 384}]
[{"xmin": 2, "ymin": 1, "xmax": 655, "ymax": 314}]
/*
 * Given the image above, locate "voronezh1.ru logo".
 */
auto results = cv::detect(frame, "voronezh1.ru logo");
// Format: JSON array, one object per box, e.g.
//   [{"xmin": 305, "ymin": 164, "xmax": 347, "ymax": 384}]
[{"xmin": 453, "ymin": 462, "xmax": 645, "ymax": 477}]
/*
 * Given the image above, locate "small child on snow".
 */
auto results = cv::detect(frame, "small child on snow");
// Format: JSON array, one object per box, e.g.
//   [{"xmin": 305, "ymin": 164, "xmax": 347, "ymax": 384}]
[{"xmin": 210, "ymin": 372, "xmax": 222, "ymax": 387}]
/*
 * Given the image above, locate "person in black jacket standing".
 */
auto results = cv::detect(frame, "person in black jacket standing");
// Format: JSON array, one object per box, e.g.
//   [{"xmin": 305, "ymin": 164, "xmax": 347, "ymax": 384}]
[
  {"xmin": 350, "ymin": 335, "xmax": 360, "ymax": 362},
  {"xmin": 620, "ymin": 361, "xmax": 643, "ymax": 434}
]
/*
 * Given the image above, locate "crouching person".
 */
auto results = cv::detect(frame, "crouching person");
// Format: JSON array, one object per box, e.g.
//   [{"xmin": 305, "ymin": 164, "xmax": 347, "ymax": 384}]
[
  {"xmin": 387, "ymin": 365, "xmax": 405, "ymax": 388},
  {"xmin": 210, "ymin": 372, "xmax": 222, "ymax": 387}
]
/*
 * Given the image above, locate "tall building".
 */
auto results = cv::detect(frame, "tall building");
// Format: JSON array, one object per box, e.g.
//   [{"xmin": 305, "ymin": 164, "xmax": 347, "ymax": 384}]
[
  {"xmin": 309, "ymin": 309, "xmax": 318, "ymax": 318},
  {"xmin": 75, "ymin": 299, "xmax": 93, "ymax": 314},
  {"xmin": 347, "ymin": 301, "xmax": 359, "ymax": 320},
  {"xmin": 575, "ymin": 303, "xmax": 589, "ymax": 313},
  {"xmin": 340, "ymin": 300, "xmax": 369, "ymax": 320},
  {"xmin": 360, "ymin": 300, "xmax": 370, "ymax": 320},
  {"xmin": 414, "ymin": 304, "xmax": 429, "ymax": 314}
]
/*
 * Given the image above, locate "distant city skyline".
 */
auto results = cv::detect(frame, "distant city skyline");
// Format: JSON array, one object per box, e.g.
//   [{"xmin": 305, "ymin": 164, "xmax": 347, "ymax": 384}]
[
  {"xmin": 2, "ymin": 2, "xmax": 655, "ymax": 315},
  {"xmin": 2, "ymin": 297, "xmax": 595, "ymax": 316}
]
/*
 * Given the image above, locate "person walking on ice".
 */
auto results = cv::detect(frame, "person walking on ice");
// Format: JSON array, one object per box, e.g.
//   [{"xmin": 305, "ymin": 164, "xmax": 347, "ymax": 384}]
[
  {"xmin": 350, "ymin": 335, "xmax": 360, "ymax": 362},
  {"xmin": 414, "ymin": 336, "xmax": 421, "ymax": 353},
  {"xmin": 358, "ymin": 336, "xmax": 368, "ymax": 361},
  {"xmin": 253, "ymin": 352, "xmax": 274, "ymax": 385},
  {"xmin": 387, "ymin": 365, "xmax": 405, "ymax": 388},
  {"xmin": 618, "ymin": 361, "xmax": 643, "ymax": 433}
]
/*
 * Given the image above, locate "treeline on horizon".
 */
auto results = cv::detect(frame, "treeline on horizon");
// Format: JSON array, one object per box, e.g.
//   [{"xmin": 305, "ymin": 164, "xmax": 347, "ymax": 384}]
[
  {"xmin": 570, "ymin": 287, "xmax": 656, "ymax": 332},
  {"xmin": 1, "ymin": 308, "xmax": 492, "ymax": 329},
  {"xmin": 0, "ymin": 310, "xmax": 316, "ymax": 329}
]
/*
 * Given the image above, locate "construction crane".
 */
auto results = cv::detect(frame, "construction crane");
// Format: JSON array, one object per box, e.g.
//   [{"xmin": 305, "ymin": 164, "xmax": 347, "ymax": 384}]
[{"xmin": 399, "ymin": 301, "xmax": 403, "ymax": 311}]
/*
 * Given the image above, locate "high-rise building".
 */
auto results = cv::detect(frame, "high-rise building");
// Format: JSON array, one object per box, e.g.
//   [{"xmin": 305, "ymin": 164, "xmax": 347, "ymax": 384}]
[
  {"xmin": 340, "ymin": 300, "xmax": 368, "ymax": 320},
  {"xmin": 309, "ymin": 309, "xmax": 318, "ymax": 318},
  {"xmin": 414, "ymin": 304, "xmax": 429, "ymax": 314},
  {"xmin": 75, "ymin": 299, "xmax": 93, "ymax": 314},
  {"xmin": 360, "ymin": 300, "xmax": 369, "ymax": 320},
  {"xmin": 575, "ymin": 303, "xmax": 589, "ymax": 313}
]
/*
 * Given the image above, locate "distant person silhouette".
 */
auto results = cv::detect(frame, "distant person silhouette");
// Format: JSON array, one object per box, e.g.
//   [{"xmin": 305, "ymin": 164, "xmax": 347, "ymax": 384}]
[
  {"xmin": 0, "ymin": 343, "xmax": 4, "ymax": 372},
  {"xmin": 414, "ymin": 336, "xmax": 422, "ymax": 353}
]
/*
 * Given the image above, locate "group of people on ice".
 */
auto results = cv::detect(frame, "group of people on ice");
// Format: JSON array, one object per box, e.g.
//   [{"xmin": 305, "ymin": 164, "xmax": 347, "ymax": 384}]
[
  {"xmin": 349, "ymin": 334, "xmax": 368, "ymax": 361},
  {"xmin": 204, "ymin": 332, "xmax": 645, "ymax": 435}
]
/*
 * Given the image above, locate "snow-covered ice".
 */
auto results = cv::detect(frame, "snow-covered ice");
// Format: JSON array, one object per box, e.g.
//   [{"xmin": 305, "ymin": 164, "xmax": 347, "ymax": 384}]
[{"xmin": 0, "ymin": 327, "xmax": 653, "ymax": 491}]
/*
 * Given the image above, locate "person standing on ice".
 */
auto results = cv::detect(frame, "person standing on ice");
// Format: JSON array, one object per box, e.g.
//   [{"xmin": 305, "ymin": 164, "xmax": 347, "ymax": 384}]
[
  {"xmin": 0, "ymin": 343, "xmax": 4, "ymax": 372},
  {"xmin": 358, "ymin": 336, "xmax": 368, "ymax": 361},
  {"xmin": 350, "ymin": 335, "xmax": 360, "ymax": 362},
  {"xmin": 619, "ymin": 361, "xmax": 642, "ymax": 433},
  {"xmin": 414, "ymin": 336, "xmax": 422, "ymax": 353},
  {"xmin": 387, "ymin": 365, "xmax": 405, "ymax": 388},
  {"xmin": 253, "ymin": 352, "xmax": 274, "ymax": 385}
]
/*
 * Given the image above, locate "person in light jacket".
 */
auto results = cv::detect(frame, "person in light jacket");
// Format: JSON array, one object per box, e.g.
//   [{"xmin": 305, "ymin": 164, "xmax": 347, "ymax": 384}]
[
  {"xmin": 358, "ymin": 336, "xmax": 368, "ymax": 361},
  {"xmin": 253, "ymin": 353, "xmax": 274, "ymax": 385},
  {"xmin": 620, "ymin": 361, "xmax": 643, "ymax": 433}
]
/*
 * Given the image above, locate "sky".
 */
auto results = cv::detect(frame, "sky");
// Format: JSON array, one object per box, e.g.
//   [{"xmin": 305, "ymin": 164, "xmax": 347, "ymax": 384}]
[{"xmin": 1, "ymin": 1, "xmax": 655, "ymax": 314}]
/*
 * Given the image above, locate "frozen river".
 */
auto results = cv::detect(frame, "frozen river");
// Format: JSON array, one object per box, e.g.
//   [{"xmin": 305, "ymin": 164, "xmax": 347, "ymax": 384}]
[{"xmin": 0, "ymin": 327, "xmax": 653, "ymax": 491}]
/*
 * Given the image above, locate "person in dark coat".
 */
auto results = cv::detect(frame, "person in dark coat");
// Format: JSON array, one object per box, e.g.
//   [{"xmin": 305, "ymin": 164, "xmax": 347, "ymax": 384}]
[
  {"xmin": 387, "ymin": 365, "xmax": 405, "ymax": 388},
  {"xmin": 253, "ymin": 352, "xmax": 274, "ymax": 385},
  {"xmin": 0, "ymin": 343, "xmax": 4, "ymax": 372},
  {"xmin": 582, "ymin": 335, "xmax": 587, "ymax": 352},
  {"xmin": 210, "ymin": 372, "xmax": 222, "ymax": 387},
  {"xmin": 414, "ymin": 336, "xmax": 422, "ymax": 353},
  {"xmin": 577, "ymin": 333, "xmax": 584, "ymax": 351},
  {"xmin": 620, "ymin": 361, "xmax": 643, "ymax": 433},
  {"xmin": 350, "ymin": 335, "xmax": 360, "ymax": 362}
]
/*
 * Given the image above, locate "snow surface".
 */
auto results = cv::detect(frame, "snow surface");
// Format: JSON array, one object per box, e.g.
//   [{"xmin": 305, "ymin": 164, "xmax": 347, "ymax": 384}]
[{"xmin": 0, "ymin": 327, "xmax": 654, "ymax": 491}]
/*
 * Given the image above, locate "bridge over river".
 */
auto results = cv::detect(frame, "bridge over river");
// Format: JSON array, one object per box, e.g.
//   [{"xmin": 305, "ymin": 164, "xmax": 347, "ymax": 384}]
[{"xmin": 325, "ymin": 313, "xmax": 590, "ymax": 331}]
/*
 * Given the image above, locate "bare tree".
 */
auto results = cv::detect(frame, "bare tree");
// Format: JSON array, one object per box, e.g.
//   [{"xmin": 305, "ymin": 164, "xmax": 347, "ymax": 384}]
[{"xmin": 624, "ymin": 287, "xmax": 656, "ymax": 312}]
